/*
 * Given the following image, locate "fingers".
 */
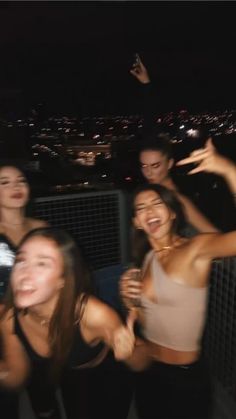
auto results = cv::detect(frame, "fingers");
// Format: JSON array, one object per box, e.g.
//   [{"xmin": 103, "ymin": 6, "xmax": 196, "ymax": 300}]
[
  {"xmin": 120, "ymin": 280, "xmax": 142, "ymax": 299},
  {"xmin": 206, "ymin": 137, "xmax": 215, "ymax": 150}
]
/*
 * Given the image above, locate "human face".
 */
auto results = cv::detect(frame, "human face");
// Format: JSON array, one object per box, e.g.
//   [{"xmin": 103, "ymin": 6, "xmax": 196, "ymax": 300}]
[
  {"xmin": 0, "ymin": 166, "xmax": 29, "ymax": 209},
  {"xmin": 133, "ymin": 190, "xmax": 176, "ymax": 241},
  {"xmin": 139, "ymin": 150, "xmax": 173, "ymax": 184},
  {"xmin": 11, "ymin": 237, "xmax": 65, "ymax": 309}
]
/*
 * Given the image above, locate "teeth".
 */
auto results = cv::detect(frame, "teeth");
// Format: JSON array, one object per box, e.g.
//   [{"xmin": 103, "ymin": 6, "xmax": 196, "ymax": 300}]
[
  {"xmin": 17, "ymin": 286, "xmax": 34, "ymax": 292},
  {"xmin": 147, "ymin": 218, "xmax": 160, "ymax": 224}
]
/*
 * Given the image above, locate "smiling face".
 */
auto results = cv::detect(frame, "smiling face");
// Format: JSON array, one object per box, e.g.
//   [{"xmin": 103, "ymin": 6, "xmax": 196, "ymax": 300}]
[
  {"xmin": 11, "ymin": 236, "xmax": 65, "ymax": 310},
  {"xmin": 139, "ymin": 150, "xmax": 174, "ymax": 185},
  {"xmin": 0, "ymin": 166, "xmax": 29, "ymax": 210},
  {"xmin": 133, "ymin": 189, "xmax": 176, "ymax": 242}
]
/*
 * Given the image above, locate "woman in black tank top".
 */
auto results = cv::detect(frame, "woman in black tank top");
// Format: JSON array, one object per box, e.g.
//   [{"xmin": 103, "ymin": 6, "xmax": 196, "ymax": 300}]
[{"xmin": 0, "ymin": 227, "xmax": 140, "ymax": 419}]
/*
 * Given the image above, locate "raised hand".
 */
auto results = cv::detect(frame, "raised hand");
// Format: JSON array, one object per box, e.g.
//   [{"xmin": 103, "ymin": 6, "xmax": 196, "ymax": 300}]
[
  {"xmin": 176, "ymin": 138, "xmax": 227, "ymax": 176},
  {"xmin": 112, "ymin": 310, "xmax": 137, "ymax": 360},
  {"xmin": 130, "ymin": 54, "xmax": 150, "ymax": 84}
]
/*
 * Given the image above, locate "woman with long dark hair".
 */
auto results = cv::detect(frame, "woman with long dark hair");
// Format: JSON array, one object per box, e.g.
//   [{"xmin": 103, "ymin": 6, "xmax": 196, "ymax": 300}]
[
  {"xmin": 0, "ymin": 227, "xmax": 138, "ymax": 418},
  {"xmin": 120, "ymin": 183, "xmax": 236, "ymax": 419}
]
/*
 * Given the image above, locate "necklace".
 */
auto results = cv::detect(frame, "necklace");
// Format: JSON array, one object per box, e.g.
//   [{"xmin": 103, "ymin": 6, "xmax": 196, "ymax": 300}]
[
  {"xmin": 27, "ymin": 310, "xmax": 50, "ymax": 327},
  {"xmin": 155, "ymin": 245, "xmax": 173, "ymax": 253},
  {"xmin": 154, "ymin": 237, "xmax": 181, "ymax": 253}
]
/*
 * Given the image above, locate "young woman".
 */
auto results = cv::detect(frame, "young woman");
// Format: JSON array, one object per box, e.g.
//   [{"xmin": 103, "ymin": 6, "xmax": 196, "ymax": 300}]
[
  {"xmin": 138, "ymin": 138, "xmax": 219, "ymax": 234},
  {"xmin": 120, "ymin": 183, "xmax": 236, "ymax": 419},
  {"xmin": 0, "ymin": 227, "xmax": 139, "ymax": 418},
  {"xmin": 0, "ymin": 164, "xmax": 47, "ymax": 301}
]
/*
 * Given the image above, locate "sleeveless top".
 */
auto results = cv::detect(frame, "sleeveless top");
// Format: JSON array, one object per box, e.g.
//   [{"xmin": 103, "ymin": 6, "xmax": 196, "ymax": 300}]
[
  {"xmin": 0, "ymin": 234, "xmax": 16, "ymax": 299},
  {"xmin": 14, "ymin": 310, "xmax": 106, "ymax": 413},
  {"xmin": 141, "ymin": 251, "xmax": 209, "ymax": 351}
]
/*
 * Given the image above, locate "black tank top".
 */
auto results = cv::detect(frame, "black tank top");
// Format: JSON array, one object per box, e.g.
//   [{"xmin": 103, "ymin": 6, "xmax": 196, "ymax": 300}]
[
  {"xmin": 14, "ymin": 311, "xmax": 106, "ymax": 415},
  {"xmin": 0, "ymin": 234, "xmax": 16, "ymax": 299}
]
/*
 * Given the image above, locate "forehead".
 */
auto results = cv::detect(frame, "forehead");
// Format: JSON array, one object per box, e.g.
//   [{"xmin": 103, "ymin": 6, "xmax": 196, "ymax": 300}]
[
  {"xmin": 134, "ymin": 189, "xmax": 161, "ymax": 204},
  {"xmin": 0, "ymin": 166, "xmax": 24, "ymax": 178},
  {"xmin": 20, "ymin": 237, "xmax": 61, "ymax": 258},
  {"xmin": 139, "ymin": 150, "xmax": 168, "ymax": 163}
]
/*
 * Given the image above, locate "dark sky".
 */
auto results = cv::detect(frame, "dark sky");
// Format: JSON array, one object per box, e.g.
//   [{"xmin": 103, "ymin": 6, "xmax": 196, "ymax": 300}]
[{"xmin": 0, "ymin": 1, "xmax": 236, "ymax": 115}]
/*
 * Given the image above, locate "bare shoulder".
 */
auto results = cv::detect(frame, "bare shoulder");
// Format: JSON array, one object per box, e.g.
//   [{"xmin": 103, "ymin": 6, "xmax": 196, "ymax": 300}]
[
  {"xmin": 27, "ymin": 218, "xmax": 49, "ymax": 229},
  {"xmin": 82, "ymin": 295, "xmax": 120, "ymax": 329}
]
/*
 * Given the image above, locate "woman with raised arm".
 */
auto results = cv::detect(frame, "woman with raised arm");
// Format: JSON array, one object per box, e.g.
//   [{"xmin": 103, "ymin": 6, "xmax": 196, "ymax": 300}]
[
  {"xmin": 138, "ymin": 137, "xmax": 219, "ymax": 234},
  {"xmin": 0, "ymin": 227, "xmax": 140, "ymax": 419},
  {"xmin": 130, "ymin": 57, "xmax": 219, "ymax": 234},
  {"xmin": 120, "ymin": 183, "xmax": 236, "ymax": 419}
]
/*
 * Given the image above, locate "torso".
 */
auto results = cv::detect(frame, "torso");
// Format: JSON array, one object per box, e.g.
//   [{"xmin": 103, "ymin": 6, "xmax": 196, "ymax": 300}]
[{"xmin": 139, "ymin": 239, "xmax": 212, "ymax": 365}]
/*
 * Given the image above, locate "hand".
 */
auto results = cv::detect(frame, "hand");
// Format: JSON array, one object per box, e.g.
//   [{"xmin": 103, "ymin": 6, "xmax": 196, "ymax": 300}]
[
  {"xmin": 119, "ymin": 268, "xmax": 142, "ymax": 309},
  {"xmin": 176, "ymin": 138, "xmax": 227, "ymax": 176},
  {"xmin": 113, "ymin": 310, "xmax": 136, "ymax": 360},
  {"xmin": 130, "ymin": 55, "xmax": 150, "ymax": 84}
]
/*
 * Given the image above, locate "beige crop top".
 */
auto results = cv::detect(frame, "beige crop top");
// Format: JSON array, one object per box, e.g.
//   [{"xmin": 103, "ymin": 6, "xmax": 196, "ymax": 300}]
[{"xmin": 140, "ymin": 251, "xmax": 209, "ymax": 352}]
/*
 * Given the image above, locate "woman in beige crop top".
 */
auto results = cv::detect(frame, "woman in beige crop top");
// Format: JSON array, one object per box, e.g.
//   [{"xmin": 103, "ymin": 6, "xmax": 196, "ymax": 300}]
[{"xmin": 120, "ymin": 183, "xmax": 236, "ymax": 419}]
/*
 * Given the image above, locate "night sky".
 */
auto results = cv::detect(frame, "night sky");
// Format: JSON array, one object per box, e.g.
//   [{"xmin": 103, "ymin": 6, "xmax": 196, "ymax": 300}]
[{"xmin": 0, "ymin": 1, "xmax": 236, "ymax": 115}]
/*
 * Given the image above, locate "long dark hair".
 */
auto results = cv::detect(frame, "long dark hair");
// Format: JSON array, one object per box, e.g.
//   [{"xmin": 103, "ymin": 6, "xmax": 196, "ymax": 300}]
[
  {"xmin": 5, "ymin": 227, "xmax": 91, "ymax": 379},
  {"xmin": 131, "ymin": 184, "xmax": 186, "ymax": 267}
]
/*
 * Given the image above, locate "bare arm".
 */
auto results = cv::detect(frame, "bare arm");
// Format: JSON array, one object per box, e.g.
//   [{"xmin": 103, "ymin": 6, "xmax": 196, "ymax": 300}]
[
  {"xmin": 193, "ymin": 231, "xmax": 236, "ymax": 261},
  {"xmin": 0, "ymin": 311, "xmax": 30, "ymax": 389},
  {"xmin": 80, "ymin": 296, "xmax": 136, "ymax": 361},
  {"xmin": 177, "ymin": 192, "xmax": 219, "ymax": 233}
]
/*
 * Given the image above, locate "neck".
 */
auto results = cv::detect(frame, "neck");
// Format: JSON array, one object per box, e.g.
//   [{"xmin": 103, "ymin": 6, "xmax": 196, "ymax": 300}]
[
  {"xmin": 26, "ymin": 303, "xmax": 55, "ymax": 327},
  {"xmin": 150, "ymin": 234, "xmax": 179, "ymax": 253},
  {"xmin": 0, "ymin": 208, "xmax": 26, "ymax": 227},
  {"xmin": 161, "ymin": 176, "xmax": 177, "ymax": 191}
]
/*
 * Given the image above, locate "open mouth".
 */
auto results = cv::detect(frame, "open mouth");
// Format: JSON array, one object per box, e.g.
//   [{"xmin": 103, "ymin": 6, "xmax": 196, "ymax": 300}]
[
  {"xmin": 11, "ymin": 193, "xmax": 23, "ymax": 199},
  {"xmin": 147, "ymin": 217, "xmax": 161, "ymax": 233}
]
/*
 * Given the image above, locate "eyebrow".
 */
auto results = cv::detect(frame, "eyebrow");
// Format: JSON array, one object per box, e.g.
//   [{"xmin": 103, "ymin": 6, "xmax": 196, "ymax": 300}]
[
  {"xmin": 0, "ymin": 176, "xmax": 26, "ymax": 180},
  {"xmin": 136, "ymin": 198, "xmax": 162, "ymax": 207},
  {"xmin": 16, "ymin": 251, "xmax": 55, "ymax": 261},
  {"xmin": 140, "ymin": 161, "xmax": 161, "ymax": 166}
]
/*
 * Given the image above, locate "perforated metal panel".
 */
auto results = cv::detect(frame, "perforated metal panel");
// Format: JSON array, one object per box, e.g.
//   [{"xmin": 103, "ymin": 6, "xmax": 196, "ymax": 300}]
[
  {"xmin": 204, "ymin": 258, "xmax": 236, "ymax": 397},
  {"xmin": 34, "ymin": 190, "xmax": 129, "ymax": 270}
]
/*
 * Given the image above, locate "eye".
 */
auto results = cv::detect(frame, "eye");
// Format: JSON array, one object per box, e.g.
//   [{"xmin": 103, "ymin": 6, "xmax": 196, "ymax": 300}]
[{"xmin": 18, "ymin": 178, "xmax": 27, "ymax": 184}]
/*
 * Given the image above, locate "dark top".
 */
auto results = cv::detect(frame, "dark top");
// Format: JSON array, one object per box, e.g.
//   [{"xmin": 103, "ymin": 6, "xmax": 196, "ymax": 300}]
[
  {"xmin": 14, "ymin": 310, "xmax": 105, "ymax": 415},
  {"xmin": 0, "ymin": 234, "xmax": 16, "ymax": 299}
]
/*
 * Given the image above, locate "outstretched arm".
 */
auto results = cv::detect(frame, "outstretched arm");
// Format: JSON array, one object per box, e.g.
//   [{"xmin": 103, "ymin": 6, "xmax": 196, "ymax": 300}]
[{"xmin": 177, "ymin": 138, "xmax": 236, "ymax": 198}]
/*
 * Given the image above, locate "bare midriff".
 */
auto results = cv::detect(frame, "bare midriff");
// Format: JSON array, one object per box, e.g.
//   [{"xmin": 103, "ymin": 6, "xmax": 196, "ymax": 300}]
[{"xmin": 147, "ymin": 341, "xmax": 200, "ymax": 365}]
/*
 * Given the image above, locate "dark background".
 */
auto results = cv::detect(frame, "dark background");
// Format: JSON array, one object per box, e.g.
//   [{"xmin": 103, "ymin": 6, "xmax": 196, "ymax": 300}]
[{"xmin": 0, "ymin": 1, "xmax": 235, "ymax": 116}]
